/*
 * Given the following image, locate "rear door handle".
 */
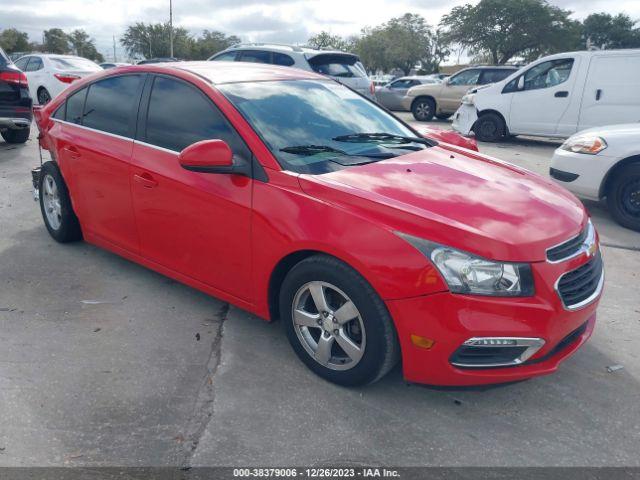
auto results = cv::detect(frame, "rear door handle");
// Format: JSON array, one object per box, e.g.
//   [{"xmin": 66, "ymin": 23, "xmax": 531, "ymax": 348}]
[
  {"xmin": 133, "ymin": 172, "xmax": 158, "ymax": 188},
  {"xmin": 554, "ymin": 91, "xmax": 569, "ymax": 98},
  {"xmin": 63, "ymin": 145, "xmax": 80, "ymax": 158}
]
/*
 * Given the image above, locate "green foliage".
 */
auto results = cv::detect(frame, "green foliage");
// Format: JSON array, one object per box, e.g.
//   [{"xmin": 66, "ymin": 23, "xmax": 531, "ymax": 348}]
[
  {"xmin": 307, "ymin": 31, "xmax": 350, "ymax": 51},
  {"xmin": 121, "ymin": 23, "xmax": 239, "ymax": 60},
  {"xmin": 582, "ymin": 13, "xmax": 640, "ymax": 49},
  {"xmin": 44, "ymin": 28, "xmax": 70, "ymax": 54},
  {"xmin": 68, "ymin": 30, "xmax": 104, "ymax": 62},
  {"xmin": 0, "ymin": 28, "xmax": 31, "ymax": 54},
  {"xmin": 440, "ymin": 0, "xmax": 580, "ymax": 64}
]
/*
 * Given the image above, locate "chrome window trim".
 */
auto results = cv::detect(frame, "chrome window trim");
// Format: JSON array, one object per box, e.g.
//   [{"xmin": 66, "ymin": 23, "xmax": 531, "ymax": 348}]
[
  {"xmin": 451, "ymin": 337, "xmax": 545, "ymax": 368},
  {"xmin": 546, "ymin": 219, "xmax": 596, "ymax": 264},
  {"xmin": 52, "ymin": 118, "xmax": 132, "ymax": 143},
  {"xmin": 555, "ymin": 265, "xmax": 605, "ymax": 311},
  {"xmin": 133, "ymin": 139, "xmax": 179, "ymax": 155}
]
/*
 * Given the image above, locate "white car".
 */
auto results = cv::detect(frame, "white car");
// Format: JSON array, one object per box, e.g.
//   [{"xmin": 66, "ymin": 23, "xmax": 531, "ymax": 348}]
[
  {"xmin": 551, "ymin": 124, "xmax": 640, "ymax": 231},
  {"xmin": 453, "ymin": 49, "xmax": 640, "ymax": 142},
  {"xmin": 208, "ymin": 43, "xmax": 376, "ymax": 100},
  {"xmin": 13, "ymin": 54, "xmax": 102, "ymax": 105}
]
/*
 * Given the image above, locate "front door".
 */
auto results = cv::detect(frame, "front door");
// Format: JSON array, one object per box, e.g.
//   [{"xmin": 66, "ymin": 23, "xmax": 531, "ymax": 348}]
[
  {"xmin": 508, "ymin": 58, "xmax": 578, "ymax": 136},
  {"xmin": 130, "ymin": 75, "xmax": 253, "ymax": 301}
]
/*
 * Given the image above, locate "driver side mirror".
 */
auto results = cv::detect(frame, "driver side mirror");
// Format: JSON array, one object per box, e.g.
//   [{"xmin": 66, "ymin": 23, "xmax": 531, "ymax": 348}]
[
  {"xmin": 179, "ymin": 139, "xmax": 236, "ymax": 174},
  {"xmin": 517, "ymin": 76, "xmax": 525, "ymax": 91}
]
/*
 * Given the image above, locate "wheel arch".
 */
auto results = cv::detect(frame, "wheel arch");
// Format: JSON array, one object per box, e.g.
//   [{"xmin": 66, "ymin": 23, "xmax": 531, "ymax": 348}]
[
  {"xmin": 599, "ymin": 154, "xmax": 640, "ymax": 199},
  {"xmin": 475, "ymin": 109, "xmax": 509, "ymax": 135}
]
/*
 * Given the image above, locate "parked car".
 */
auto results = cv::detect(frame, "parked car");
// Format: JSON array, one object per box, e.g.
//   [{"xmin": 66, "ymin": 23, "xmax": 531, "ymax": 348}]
[
  {"xmin": 99, "ymin": 62, "xmax": 132, "ymax": 69},
  {"xmin": 376, "ymin": 76, "xmax": 441, "ymax": 111},
  {"xmin": 371, "ymin": 74, "xmax": 396, "ymax": 87},
  {"xmin": 551, "ymin": 124, "xmax": 640, "ymax": 231},
  {"xmin": 14, "ymin": 54, "xmax": 102, "ymax": 105},
  {"xmin": 402, "ymin": 66, "xmax": 518, "ymax": 121},
  {"xmin": 0, "ymin": 47, "xmax": 32, "ymax": 144},
  {"xmin": 33, "ymin": 62, "xmax": 602, "ymax": 387},
  {"xmin": 209, "ymin": 43, "xmax": 376, "ymax": 100},
  {"xmin": 452, "ymin": 49, "xmax": 640, "ymax": 142},
  {"xmin": 136, "ymin": 58, "xmax": 180, "ymax": 65}
]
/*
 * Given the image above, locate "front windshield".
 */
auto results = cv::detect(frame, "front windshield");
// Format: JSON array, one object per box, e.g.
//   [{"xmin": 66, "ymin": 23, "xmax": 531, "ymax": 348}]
[{"xmin": 219, "ymin": 80, "xmax": 427, "ymax": 174}]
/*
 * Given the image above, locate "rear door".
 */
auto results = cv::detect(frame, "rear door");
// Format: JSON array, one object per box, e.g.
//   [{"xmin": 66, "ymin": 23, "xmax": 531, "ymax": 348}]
[
  {"xmin": 57, "ymin": 74, "xmax": 144, "ymax": 253},
  {"xmin": 130, "ymin": 75, "xmax": 253, "ymax": 301},
  {"xmin": 578, "ymin": 53, "xmax": 640, "ymax": 130},
  {"xmin": 439, "ymin": 69, "xmax": 480, "ymax": 113},
  {"xmin": 507, "ymin": 57, "xmax": 578, "ymax": 136}
]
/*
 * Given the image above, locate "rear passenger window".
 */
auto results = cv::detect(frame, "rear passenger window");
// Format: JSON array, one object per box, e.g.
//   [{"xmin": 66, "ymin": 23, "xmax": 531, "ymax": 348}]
[
  {"xmin": 239, "ymin": 50, "xmax": 270, "ymax": 64},
  {"xmin": 144, "ymin": 76, "xmax": 249, "ymax": 159},
  {"xmin": 65, "ymin": 88, "xmax": 87, "ymax": 124},
  {"xmin": 479, "ymin": 69, "xmax": 513, "ymax": 85},
  {"xmin": 82, "ymin": 75, "xmax": 143, "ymax": 137},
  {"xmin": 273, "ymin": 53, "xmax": 294, "ymax": 66},
  {"xmin": 25, "ymin": 57, "xmax": 43, "ymax": 72},
  {"xmin": 14, "ymin": 57, "xmax": 30, "ymax": 71},
  {"xmin": 211, "ymin": 51, "xmax": 238, "ymax": 61}
]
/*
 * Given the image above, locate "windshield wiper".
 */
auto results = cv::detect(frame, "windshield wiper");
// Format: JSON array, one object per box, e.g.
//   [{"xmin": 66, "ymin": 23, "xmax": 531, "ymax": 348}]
[
  {"xmin": 280, "ymin": 145, "xmax": 349, "ymax": 156},
  {"xmin": 332, "ymin": 132, "xmax": 436, "ymax": 147}
]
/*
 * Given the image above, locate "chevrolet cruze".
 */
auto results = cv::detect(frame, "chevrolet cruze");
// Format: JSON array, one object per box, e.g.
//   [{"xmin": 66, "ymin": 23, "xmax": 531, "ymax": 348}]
[{"xmin": 33, "ymin": 62, "xmax": 604, "ymax": 386}]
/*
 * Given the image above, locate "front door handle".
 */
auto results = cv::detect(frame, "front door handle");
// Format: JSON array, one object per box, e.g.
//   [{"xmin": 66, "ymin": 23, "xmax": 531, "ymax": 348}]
[
  {"xmin": 596, "ymin": 89, "xmax": 602, "ymax": 101},
  {"xmin": 133, "ymin": 172, "xmax": 158, "ymax": 188},
  {"xmin": 555, "ymin": 91, "xmax": 569, "ymax": 98},
  {"xmin": 63, "ymin": 145, "xmax": 80, "ymax": 158}
]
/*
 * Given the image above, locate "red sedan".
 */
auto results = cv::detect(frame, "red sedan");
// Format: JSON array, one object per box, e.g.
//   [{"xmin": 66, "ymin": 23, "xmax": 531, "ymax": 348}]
[{"xmin": 33, "ymin": 62, "xmax": 603, "ymax": 386}]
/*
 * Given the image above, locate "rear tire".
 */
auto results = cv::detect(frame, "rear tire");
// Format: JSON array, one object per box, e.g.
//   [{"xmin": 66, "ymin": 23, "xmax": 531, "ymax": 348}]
[
  {"xmin": 411, "ymin": 97, "xmax": 436, "ymax": 122},
  {"xmin": 435, "ymin": 113, "xmax": 451, "ymax": 120},
  {"xmin": 37, "ymin": 87, "xmax": 51, "ymax": 105},
  {"xmin": 39, "ymin": 161, "xmax": 82, "ymax": 242},
  {"xmin": 473, "ymin": 112, "xmax": 506, "ymax": 142},
  {"xmin": 280, "ymin": 255, "xmax": 399, "ymax": 386},
  {"xmin": 1, "ymin": 128, "xmax": 30, "ymax": 144},
  {"xmin": 607, "ymin": 163, "xmax": 640, "ymax": 232}
]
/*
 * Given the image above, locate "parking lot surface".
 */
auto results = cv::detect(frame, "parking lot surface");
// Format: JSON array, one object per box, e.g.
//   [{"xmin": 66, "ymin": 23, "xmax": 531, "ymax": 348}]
[{"xmin": 1, "ymin": 122, "xmax": 639, "ymax": 467}]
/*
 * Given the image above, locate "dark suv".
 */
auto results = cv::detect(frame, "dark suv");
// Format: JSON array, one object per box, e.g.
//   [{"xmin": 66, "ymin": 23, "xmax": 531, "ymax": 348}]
[{"xmin": 0, "ymin": 47, "xmax": 32, "ymax": 144}]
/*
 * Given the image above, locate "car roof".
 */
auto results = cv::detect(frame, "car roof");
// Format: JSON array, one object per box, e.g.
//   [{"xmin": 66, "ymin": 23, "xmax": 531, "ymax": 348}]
[
  {"xmin": 130, "ymin": 61, "xmax": 325, "ymax": 84},
  {"xmin": 220, "ymin": 43, "xmax": 356, "ymax": 58}
]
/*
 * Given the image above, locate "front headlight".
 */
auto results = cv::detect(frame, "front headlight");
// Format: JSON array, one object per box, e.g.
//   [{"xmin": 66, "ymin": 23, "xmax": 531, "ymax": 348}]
[
  {"xmin": 396, "ymin": 233, "xmax": 535, "ymax": 297},
  {"xmin": 461, "ymin": 93, "xmax": 475, "ymax": 105},
  {"xmin": 560, "ymin": 135, "xmax": 607, "ymax": 155}
]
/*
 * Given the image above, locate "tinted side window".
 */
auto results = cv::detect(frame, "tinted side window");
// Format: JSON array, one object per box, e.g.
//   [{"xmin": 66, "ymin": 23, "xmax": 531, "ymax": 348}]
[
  {"xmin": 239, "ymin": 50, "xmax": 271, "ymax": 64},
  {"xmin": 65, "ymin": 88, "xmax": 87, "ymax": 124},
  {"xmin": 211, "ymin": 51, "xmax": 238, "ymax": 61},
  {"xmin": 145, "ymin": 76, "xmax": 249, "ymax": 160},
  {"xmin": 14, "ymin": 57, "xmax": 30, "ymax": 70},
  {"xmin": 479, "ymin": 69, "xmax": 513, "ymax": 85},
  {"xmin": 273, "ymin": 53, "xmax": 294, "ymax": 66},
  {"xmin": 448, "ymin": 69, "xmax": 481, "ymax": 86},
  {"xmin": 26, "ymin": 57, "xmax": 43, "ymax": 72},
  {"xmin": 83, "ymin": 75, "xmax": 142, "ymax": 137}
]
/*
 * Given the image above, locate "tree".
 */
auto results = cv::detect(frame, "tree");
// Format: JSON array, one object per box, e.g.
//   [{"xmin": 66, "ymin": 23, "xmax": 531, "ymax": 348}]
[
  {"xmin": 353, "ymin": 13, "xmax": 442, "ymax": 75},
  {"xmin": 307, "ymin": 31, "xmax": 349, "ymax": 51},
  {"xmin": 121, "ymin": 22, "xmax": 193, "ymax": 59},
  {"xmin": 192, "ymin": 30, "xmax": 240, "ymax": 59},
  {"xmin": 67, "ymin": 29, "xmax": 103, "ymax": 62},
  {"xmin": 440, "ymin": 0, "xmax": 580, "ymax": 64},
  {"xmin": 582, "ymin": 13, "xmax": 640, "ymax": 49},
  {"xmin": 43, "ymin": 28, "xmax": 70, "ymax": 54},
  {"xmin": 0, "ymin": 28, "xmax": 31, "ymax": 54}
]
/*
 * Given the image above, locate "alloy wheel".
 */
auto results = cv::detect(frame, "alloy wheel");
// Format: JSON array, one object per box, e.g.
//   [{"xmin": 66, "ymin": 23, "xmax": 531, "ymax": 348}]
[
  {"xmin": 414, "ymin": 102, "xmax": 432, "ymax": 120},
  {"xmin": 42, "ymin": 174, "xmax": 62, "ymax": 230},
  {"xmin": 291, "ymin": 281, "xmax": 366, "ymax": 371}
]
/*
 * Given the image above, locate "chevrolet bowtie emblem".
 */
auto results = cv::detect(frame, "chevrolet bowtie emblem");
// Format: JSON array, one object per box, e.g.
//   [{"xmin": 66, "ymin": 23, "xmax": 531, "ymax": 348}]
[{"xmin": 586, "ymin": 241, "xmax": 598, "ymax": 257}]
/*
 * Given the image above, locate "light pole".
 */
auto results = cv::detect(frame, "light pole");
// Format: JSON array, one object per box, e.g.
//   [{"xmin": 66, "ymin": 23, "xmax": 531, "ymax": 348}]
[{"xmin": 169, "ymin": 0, "xmax": 174, "ymax": 58}]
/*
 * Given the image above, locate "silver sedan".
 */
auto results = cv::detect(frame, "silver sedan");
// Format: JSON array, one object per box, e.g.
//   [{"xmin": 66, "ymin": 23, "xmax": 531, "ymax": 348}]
[{"xmin": 375, "ymin": 76, "xmax": 441, "ymax": 111}]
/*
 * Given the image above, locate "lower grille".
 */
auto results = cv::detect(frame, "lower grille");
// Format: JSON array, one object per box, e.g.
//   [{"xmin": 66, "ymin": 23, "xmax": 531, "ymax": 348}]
[{"xmin": 556, "ymin": 251, "xmax": 604, "ymax": 309}]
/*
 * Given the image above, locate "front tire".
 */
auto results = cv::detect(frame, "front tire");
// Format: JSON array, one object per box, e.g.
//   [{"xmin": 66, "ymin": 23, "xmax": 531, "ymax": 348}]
[
  {"xmin": 435, "ymin": 113, "xmax": 451, "ymax": 120},
  {"xmin": 411, "ymin": 97, "xmax": 436, "ymax": 122},
  {"xmin": 280, "ymin": 255, "xmax": 399, "ymax": 386},
  {"xmin": 1, "ymin": 128, "xmax": 30, "ymax": 144},
  {"xmin": 473, "ymin": 112, "xmax": 506, "ymax": 142},
  {"xmin": 607, "ymin": 163, "xmax": 640, "ymax": 232},
  {"xmin": 39, "ymin": 162, "xmax": 82, "ymax": 242}
]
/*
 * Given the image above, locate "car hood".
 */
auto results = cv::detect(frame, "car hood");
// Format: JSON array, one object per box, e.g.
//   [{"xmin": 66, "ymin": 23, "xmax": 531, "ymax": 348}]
[
  {"xmin": 298, "ymin": 146, "xmax": 587, "ymax": 262},
  {"xmin": 574, "ymin": 123, "xmax": 640, "ymax": 139}
]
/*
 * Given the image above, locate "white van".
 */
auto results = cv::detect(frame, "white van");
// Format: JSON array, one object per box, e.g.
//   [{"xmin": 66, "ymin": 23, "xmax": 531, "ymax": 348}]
[{"xmin": 452, "ymin": 49, "xmax": 640, "ymax": 142}]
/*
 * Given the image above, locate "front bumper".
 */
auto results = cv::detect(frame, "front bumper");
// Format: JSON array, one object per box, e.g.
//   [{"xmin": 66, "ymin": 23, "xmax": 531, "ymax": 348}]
[
  {"xmin": 550, "ymin": 148, "xmax": 618, "ymax": 201},
  {"xmin": 386, "ymin": 253, "xmax": 601, "ymax": 386},
  {"xmin": 452, "ymin": 104, "xmax": 478, "ymax": 136}
]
